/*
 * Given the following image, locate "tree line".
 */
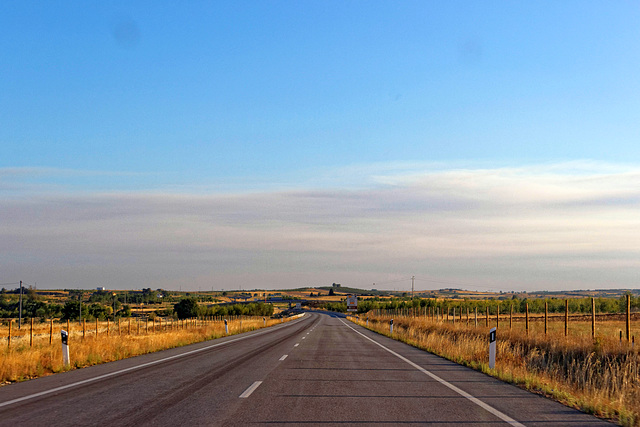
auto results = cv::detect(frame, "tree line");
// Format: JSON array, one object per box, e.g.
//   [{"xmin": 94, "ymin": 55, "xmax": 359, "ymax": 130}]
[
  {"xmin": 322, "ymin": 295, "xmax": 640, "ymax": 314},
  {"xmin": 0, "ymin": 289, "xmax": 274, "ymax": 321}
]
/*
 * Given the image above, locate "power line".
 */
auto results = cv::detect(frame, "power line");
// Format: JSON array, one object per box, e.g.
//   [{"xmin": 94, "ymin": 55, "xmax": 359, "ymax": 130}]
[
  {"xmin": 370, "ymin": 276, "xmax": 500, "ymax": 292},
  {"xmin": 372, "ymin": 278, "xmax": 412, "ymax": 286},
  {"xmin": 414, "ymin": 277, "xmax": 498, "ymax": 291}
]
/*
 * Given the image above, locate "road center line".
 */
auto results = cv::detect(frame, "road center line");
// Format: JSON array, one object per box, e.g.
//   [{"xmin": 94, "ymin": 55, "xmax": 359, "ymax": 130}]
[
  {"xmin": 279, "ymin": 355, "xmax": 288, "ymax": 361},
  {"xmin": 0, "ymin": 315, "xmax": 308, "ymax": 409},
  {"xmin": 294, "ymin": 343, "xmax": 299, "ymax": 347},
  {"xmin": 239, "ymin": 381, "xmax": 263, "ymax": 398},
  {"xmin": 338, "ymin": 318, "xmax": 525, "ymax": 427}
]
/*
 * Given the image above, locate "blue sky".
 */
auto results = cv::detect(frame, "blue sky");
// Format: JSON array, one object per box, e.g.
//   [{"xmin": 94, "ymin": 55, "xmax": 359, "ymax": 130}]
[{"xmin": 2, "ymin": 2, "xmax": 640, "ymax": 291}]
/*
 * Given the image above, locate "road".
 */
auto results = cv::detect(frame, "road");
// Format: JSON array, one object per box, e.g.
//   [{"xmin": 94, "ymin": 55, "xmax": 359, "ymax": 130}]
[{"xmin": 0, "ymin": 312, "xmax": 612, "ymax": 426}]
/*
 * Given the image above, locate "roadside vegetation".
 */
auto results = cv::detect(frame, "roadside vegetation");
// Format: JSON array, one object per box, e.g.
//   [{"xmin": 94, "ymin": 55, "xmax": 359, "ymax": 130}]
[
  {"xmin": 1, "ymin": 315, "xmax": 297, "ymax": 385},
  {"xmin": 0, "ymin": 287, "xmax": 294, "ymax": 386}
]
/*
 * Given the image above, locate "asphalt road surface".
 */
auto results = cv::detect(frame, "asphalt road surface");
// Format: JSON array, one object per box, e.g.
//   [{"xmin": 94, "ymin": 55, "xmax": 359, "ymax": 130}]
[{"xmin": 0, "ymin": 312, "xmax": 612, "ymax": 426}]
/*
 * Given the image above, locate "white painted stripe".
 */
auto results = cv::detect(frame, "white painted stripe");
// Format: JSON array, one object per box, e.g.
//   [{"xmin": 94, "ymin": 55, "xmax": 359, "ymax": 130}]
[
  {"xmin": 239, "ymin": 381, "xmax": 263, "ymax": 398},
  {"xmin": 279, "ymin": 354, "xmax": 288, "ymax": 361},
  {"xmin": 302, "ymin": 336, "xmax": 306, "ymax": 339},
  {"xmin": 0, "ymin": 316, "xmax": 309, "ymax": 409},
  {"xmin": 339, "ymin": 319, "xmax": 525, "ymax": 427},
  {"xmin": 294, "ymin": 343, "xmax": 299, "ymax": 347}
]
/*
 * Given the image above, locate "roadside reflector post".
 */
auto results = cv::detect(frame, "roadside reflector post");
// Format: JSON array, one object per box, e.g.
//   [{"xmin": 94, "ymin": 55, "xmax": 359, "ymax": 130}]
[
  {"xmin": 390, "ymin": 318, "xmax": 394, "ymax": 335},
  {"xmin": 489, "ymin": 327, "xmax": 496, "ymax": 369},
  {"xmin": 224, "ymin": 319, "xmax": 229, "ymax": 335},
  {"xmin": 61, "ymin": 330, "xmax": 70, "ymax": 367},
  {"xmin": 263, "ymin": 317, "xmax": 266, "ymax": 327}
]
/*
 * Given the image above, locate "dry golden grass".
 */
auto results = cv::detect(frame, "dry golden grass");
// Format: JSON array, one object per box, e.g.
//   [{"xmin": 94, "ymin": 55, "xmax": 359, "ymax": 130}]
[
  {"xmin": 351, "ymin": 314, "xmax": 640, "ymax": 426},
  {"xmin": 1, "ymin": 316, "xmax": 295, "ymax": 385}
]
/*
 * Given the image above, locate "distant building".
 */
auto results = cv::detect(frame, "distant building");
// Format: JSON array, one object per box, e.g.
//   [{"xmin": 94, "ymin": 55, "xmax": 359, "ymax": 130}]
[{"xmin": 97, "ymin": 287, "xmax": 106, "ymax": 291}]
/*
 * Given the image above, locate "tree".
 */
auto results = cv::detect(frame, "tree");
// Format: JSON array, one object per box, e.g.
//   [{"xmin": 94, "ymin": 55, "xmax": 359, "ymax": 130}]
[
  {"xmin": 88, "ymin": 303, "xmax": 109, "ymax": 320},
  {"xmin": 118, "ymin": 304, "xmax": 132, "ymax": 317},
  {"xmin": 328, "ymin": 288, "xmax": 335, "ymax": 296},
  {"xmin": 61, "ymin": 301, "xmax": 88, "ymax": 320},
  {"xmin": 174, "ymin": 298, "xmax": 199, "ymax": 319}
]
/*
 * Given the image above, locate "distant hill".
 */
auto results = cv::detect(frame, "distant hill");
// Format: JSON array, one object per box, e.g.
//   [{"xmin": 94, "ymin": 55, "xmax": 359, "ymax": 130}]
[{"xmin": 317, "ymin": 286, "xmax": 388, "ymax": 296}]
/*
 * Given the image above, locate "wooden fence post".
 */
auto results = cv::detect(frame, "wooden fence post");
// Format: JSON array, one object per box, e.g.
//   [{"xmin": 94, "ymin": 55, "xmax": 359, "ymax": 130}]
[
  {"xmin": 83, "ymin": 319, "xmax": 86, "ymax": 339},
  {"xmin": 474, "ymin": 307, "xmax": 478, "ymax": 327},
  {"xmin": 485, "ymin": 306, "xmax": 489, "ymax": 327},
  {"xmin": 544, "ymin": 301, "xmax": 548, "ymax": 335},
  {"xmin": 8, "ymin": 319, "xmax": 12, "ymax": 348},
  {"xmin": 107, "ymin": 318, "xmax": 110, "ymax": 336},
  {"xmin": 30, "ymin": 318, "xmax": 34, "ymax": 347},
  {"xmin": 626, "ymin": 294, "xmax": 631, "ymax": 342},
  {"xmin": 496, "ymin": 303, "xmax": 499, "ymax": 329},
  {"xmin": 96, "ymin": 318, "xmax": 98, "ymax": 337},
  {"xmin": 565, "ymin": 299, "xmax": 568, "ymax": 337},
  {"xmin": 525, "ymin": 303, "xmax": 529, "ymax": 335},
  {"xmin": 50, "ymin": 318, "xmax": 53, "ymax": 344},
  {"xmin": 591, "ymin": 297, "xmax": 596, "ymax": 340},
  {"xmin": 509, "ymin": 304, "xmax": 513, "ymax": 330}
]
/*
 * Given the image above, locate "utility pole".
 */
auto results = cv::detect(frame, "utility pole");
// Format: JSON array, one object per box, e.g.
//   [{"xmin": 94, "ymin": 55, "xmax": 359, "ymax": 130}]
[
  {"xmin": 79, "ymin": 290, "xmax": 82, "ymax": 325},
  {"xmin": 411, "ymin": 276, "xmax": 415, "ymax": 299},
  {"xmin": 19, "ymin": 280, "xmax": 23, "ymax": 329}
]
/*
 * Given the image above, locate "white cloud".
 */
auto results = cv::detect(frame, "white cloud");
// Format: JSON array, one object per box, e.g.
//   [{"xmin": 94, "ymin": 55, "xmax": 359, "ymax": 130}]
[{"xmin": 1, "ymin": 162, "xmax": 639, "ymax": 291}]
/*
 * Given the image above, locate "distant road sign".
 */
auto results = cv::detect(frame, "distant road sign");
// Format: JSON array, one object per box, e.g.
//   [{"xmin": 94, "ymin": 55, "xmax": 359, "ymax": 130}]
[{"xmin": 347, "ymin": 295, "xmax": 357, "ymax": 312}]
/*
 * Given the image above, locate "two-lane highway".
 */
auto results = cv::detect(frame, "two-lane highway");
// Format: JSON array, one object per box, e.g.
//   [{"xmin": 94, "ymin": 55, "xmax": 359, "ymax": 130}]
[{"xmin": 0, "ymin": 312, "xmax": 612, "ymax": 426}]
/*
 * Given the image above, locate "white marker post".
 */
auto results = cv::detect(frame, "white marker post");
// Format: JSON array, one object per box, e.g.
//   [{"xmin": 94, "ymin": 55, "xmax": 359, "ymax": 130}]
[
  {"xmin": 224, "ymin": 319, "xmax": 229, "ymax": 335},
  {"xmin": 390, "ymin": 319, "xmax": 394, "ymax": 335},
  {"xmin": 489, "ymin": 327, "xmax": 496, "ymax": 369},
  {"xmin": 263, "ymin": 317, "xmax": 266, "ymax": 327},
  {"xmin": 61, "ymin": 330, "xmax": 70, "ymax": 367}
]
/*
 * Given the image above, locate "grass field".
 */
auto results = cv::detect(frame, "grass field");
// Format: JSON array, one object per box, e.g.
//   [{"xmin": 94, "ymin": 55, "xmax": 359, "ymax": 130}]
[
  {"xmin": 1, "ymin": 315, "xmax": 298, "ymax": 385},
  {"xmin": 351, "ymin": 313, "xmax": 640, "ymax": 426}
]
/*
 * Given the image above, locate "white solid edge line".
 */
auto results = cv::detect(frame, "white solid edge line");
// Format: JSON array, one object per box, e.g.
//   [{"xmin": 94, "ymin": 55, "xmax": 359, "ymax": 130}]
[
  {"xmin": 0, "ymin": 316, "xmax": 308, "ymax": 409},
  {"xmin": 239, "ymin": 381, "xmax": 263, "ymax": 398},
  {"xmin": 338, "ymin": 319, "xmax": 525, "ymax": 427},
  {"xmin": 279, "ymin": 354, "xmax": 288, "ymax": 361}
]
